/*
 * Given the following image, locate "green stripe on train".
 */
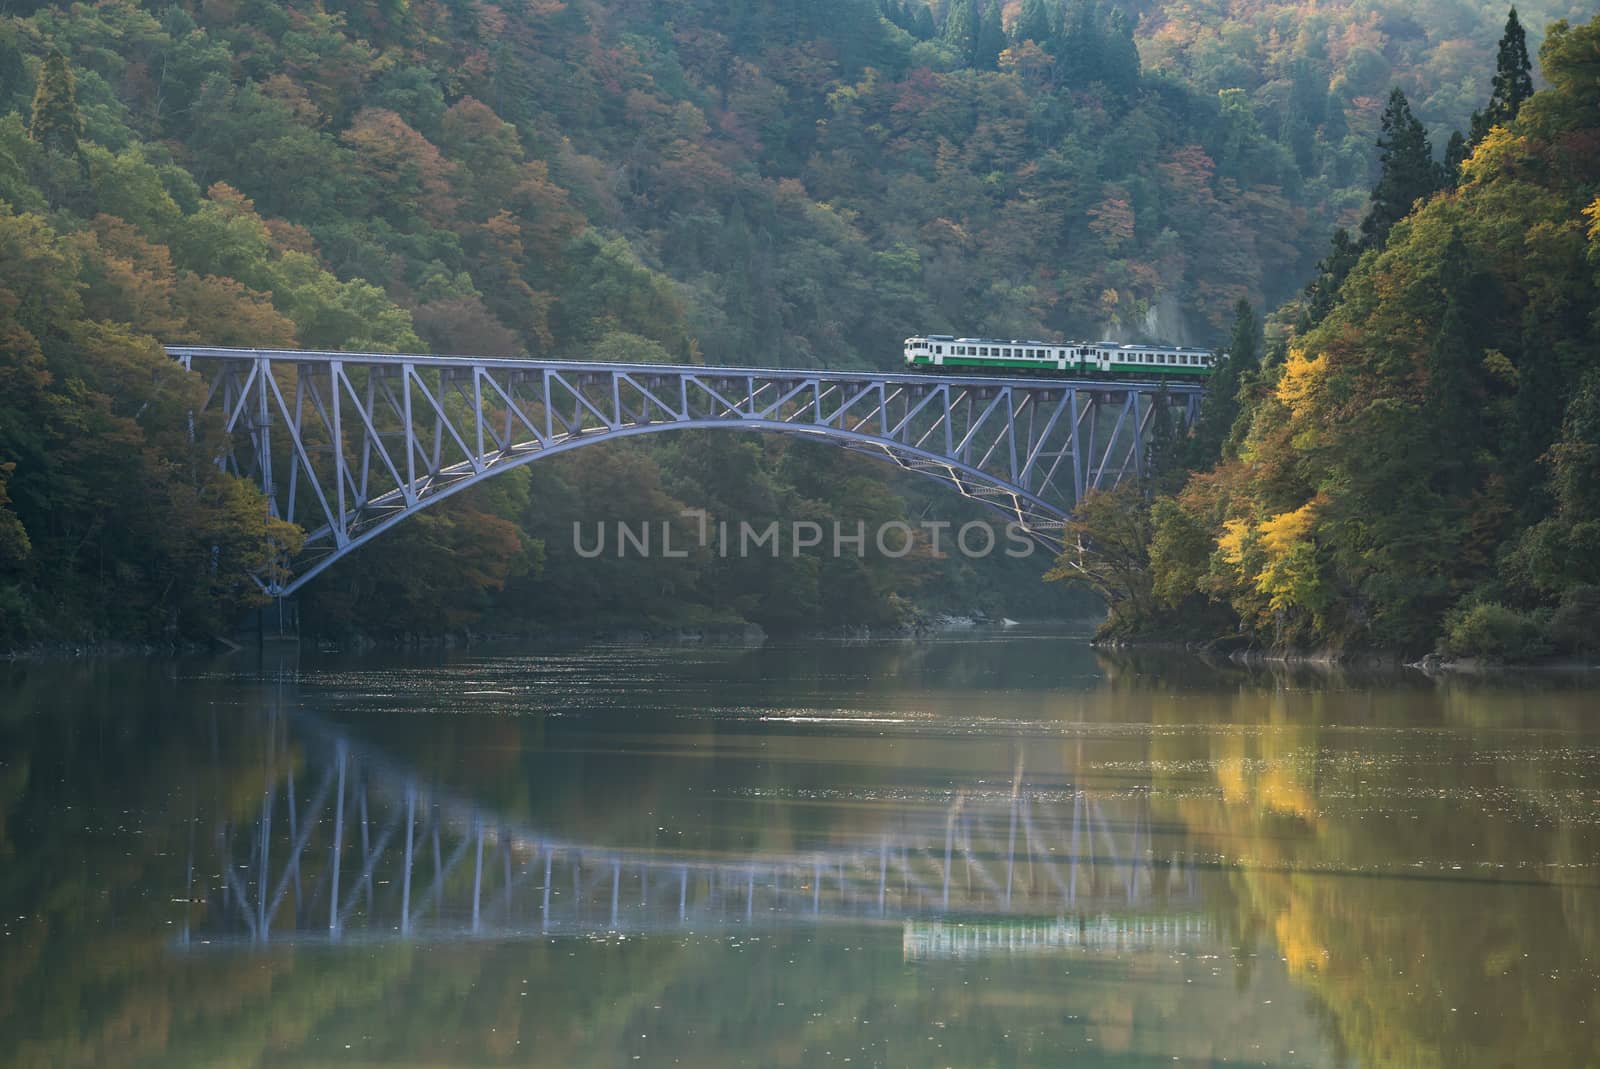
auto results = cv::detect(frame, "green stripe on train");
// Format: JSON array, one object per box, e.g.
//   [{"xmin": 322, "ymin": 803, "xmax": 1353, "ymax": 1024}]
[{"xmin": 906, "ymin": 356, "xmax": 1209, "ymax": 375}]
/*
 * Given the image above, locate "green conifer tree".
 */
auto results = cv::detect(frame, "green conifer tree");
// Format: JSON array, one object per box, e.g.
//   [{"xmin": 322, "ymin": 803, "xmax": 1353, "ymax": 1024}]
[
  {"xmin": 0, "ymin": 26, "xmax": 28, "ymax": 111},
  {"xmin": 1443, "ymin": 130, "xmax": 1468, "ymax": 187},
  {"xmin": 1425, "ymin": 231, "xmax": 1486, "ymax": 495},
  {"xmin": 1144, "ymin": 381, "xmax": 1183, "ymax": 491},
  {"xmin": 1469, "ymin": 8, "xmax": 1536, "ymax": 145},
  {"xmin": 1183, "ymin": 299, "xmax": 1259, "ymax": 469},
  {"xmin": 941, "ymin": 0, "xmax": 980, "ymax": 66},
  {"xmin": 1359, "ymin": 89, "xmax": 1440, "ymax": 251},
  {"xmin": 1013, "ymin": 0, "xmax": 1052, "ymax": 45},
  {"xmin": 975, "ymin": 0, "xmax": 1007, "ymax": 69},
  {"xmin": 1055, "ymin": 0, "xmax": 1103, "ymax": 87},
  {"xmin": 1103, "ymin": 8, "xmax": 1141, "ymax": 93},
  {"xmin": 28, "ymin": 50, "xmax": 82, "ymax": 157}
]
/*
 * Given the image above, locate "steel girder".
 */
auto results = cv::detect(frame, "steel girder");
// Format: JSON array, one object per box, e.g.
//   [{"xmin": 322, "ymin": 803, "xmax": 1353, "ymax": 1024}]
[{"xmin": 169, "ymin": 347, "xmax": 1203, "ymax": 596}]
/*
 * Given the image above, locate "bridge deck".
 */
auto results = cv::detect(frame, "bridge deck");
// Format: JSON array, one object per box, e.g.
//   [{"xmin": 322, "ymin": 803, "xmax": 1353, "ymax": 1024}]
[{"xmin": 169, "ymin": 346, "xmax": 1206, "ymax": 394}]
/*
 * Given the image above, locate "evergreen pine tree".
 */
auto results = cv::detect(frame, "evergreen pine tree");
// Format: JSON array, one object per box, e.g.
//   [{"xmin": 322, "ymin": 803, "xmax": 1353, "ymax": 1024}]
[
  {"xmin": 1470, "ymin": 8, "xmax": 1535, "ymax": 144},
  {"xmin": 1299, "ymin": 229, "xmax": 1360, "ymax": 332},
  {"xmin": 1510, "ymin": 314, "xmax": 1562, "ymax": 521},
  {"xmin": 1013, "ymin": 0, "xmax": 1052, "ymax": 45},
  {"xmin": 941, "ymin": 0, "xmax": 980, "ymax": 66},
  {"xmin": 1443, "ymin": 130, "xmax": 1468, "ymax": 187},
  {"xmin": 1359, "ymin": 89, "xmax": 1440, "ymax": 252},
  {"xmin": 1103, "ymin": 7, "xmax": 1141, "ymax": 94},
  {"xmin": 1055, "ymin": 0, "xmax": 1103, "ymax": 88},
  {"xmin": 1228, "ymin": 298, "xmax": 1261, "ymax": 376},
  {"xmin": 28, "ymin": 50, "xmax": 82, "ymax": 158},
  {"xmin": 0, "ymin": 26, "xmax": 27, "ymax": 112},
  {"xmin": 976, "ymin": 0, "xmax": 1008, "ymax": 69},
  {"xmin": 1183, "ymin": 299, "xmax": 1259, "ymax": 469},
  {"xmin": 1425, "ymin": 232, "xmax": 1485, "ymax": 495},
  {"xmin": 1144, "ymin": 381, "xmax": 1183, "ymax": 491}
]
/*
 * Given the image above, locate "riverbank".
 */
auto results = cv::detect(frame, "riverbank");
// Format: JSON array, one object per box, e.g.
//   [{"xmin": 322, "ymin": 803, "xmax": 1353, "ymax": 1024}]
[
  {"xmin": 1092, "ymin": 634, "xmax": 1600, "ymax": 674},
  {"xmin": 3, "ymin": 608, "xmax": 1046, "ymax": 661}
]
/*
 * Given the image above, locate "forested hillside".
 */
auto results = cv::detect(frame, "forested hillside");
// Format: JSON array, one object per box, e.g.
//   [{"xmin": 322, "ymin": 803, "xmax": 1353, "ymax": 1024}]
[
  {"xmin": 0, "ymin": 0, "xmax": 1584, "ymax": 645},
  {"xmin": 1060, "ymin": 11, "xmax": 1600, "ymax": 660}
]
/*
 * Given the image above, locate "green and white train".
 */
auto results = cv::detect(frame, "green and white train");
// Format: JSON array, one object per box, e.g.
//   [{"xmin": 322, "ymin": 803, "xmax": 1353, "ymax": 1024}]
[{"xmin": 903, "ymin": 334, "xmax": 1218, "ymax": 379}]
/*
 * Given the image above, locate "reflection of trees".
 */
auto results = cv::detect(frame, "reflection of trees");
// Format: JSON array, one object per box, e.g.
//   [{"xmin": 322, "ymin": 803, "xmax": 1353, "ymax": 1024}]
[
  {"xmin": 0, "ymin": 661, "xmax": 404, "ymax": 1069},
  {"xmin": 1141, "ymin": 671, "xmax": 1600, "ymax": 1069},
  {"xmin": 8, "ymin": 651, "xmax": 1597, "ymax": 1067},
  {"xmin": 0, "ymin": 654, "xmax": 1336, "ymax": 1068}
]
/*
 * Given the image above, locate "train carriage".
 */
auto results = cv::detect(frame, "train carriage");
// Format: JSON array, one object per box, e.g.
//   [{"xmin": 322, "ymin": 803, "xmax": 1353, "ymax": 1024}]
[{"xmin": 903, "ymin": 335, "xmax": 1218, "ymax": 380}]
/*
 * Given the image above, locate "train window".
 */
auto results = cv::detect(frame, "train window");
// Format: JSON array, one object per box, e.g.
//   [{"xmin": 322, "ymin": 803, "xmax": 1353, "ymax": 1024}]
[{"xmin": 937, "ymin": 346, "xmax": 944, "ymax": 354}]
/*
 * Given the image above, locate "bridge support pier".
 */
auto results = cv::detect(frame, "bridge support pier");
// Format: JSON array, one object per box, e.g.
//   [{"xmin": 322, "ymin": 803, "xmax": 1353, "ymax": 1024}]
[{"xmin": 246, "ymin": 597, "xmax": 299, "ymax": 645}]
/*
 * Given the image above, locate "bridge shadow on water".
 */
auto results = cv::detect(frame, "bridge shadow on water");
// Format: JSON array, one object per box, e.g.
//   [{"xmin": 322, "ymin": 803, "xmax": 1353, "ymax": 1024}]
[{"xmin": 181, "ymin": 707, "xmax": 1211, "ymax": 956}]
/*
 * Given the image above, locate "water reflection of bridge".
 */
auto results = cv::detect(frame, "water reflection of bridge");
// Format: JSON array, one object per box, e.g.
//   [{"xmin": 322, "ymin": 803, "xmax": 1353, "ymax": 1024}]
[{"xmin": 180, "ymin": 715, "xmax": 1205, "ymax": 950}]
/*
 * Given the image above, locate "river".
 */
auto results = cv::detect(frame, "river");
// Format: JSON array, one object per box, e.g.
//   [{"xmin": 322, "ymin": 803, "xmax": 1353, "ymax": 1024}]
[{"xmin": 2, "ymin": 628, "xmax": 1597, "ymax": 1067}]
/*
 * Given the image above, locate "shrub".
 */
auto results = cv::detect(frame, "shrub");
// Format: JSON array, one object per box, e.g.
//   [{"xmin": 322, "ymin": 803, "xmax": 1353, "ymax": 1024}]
[
  {"xmin": 1548, "ymin": 586, "xmax": 1600, "ymax": 655},
  {"xmin": 1441, "ymin": 601, "xmax": 1550, "ymax": 662}
]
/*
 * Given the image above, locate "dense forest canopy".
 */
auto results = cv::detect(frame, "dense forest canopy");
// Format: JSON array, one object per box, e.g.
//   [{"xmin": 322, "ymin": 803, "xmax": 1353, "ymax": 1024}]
[
  {"xmin": 0, "ymin": 0, "xmax": 1593, "ymax": 647},
  {"xmin": 1059, "ymin": 9, "xmax": 1600, "ymax": 659}
]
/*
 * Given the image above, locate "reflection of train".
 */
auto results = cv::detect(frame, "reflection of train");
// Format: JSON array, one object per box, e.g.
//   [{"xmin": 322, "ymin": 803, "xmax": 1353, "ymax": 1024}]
[
  {"xmin": 904, "ymin": 334, "xmax": 1219, "ymax": 379},
  {"xmin": 902, "ymin": 913, "xmax": 1211, "ymax": 961}
]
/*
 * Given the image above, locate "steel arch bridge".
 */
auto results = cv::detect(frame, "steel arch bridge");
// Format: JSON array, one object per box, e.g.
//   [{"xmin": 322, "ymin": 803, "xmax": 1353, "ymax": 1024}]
[{"xmin": 169, "ymin": 347, "xmax": 1203, "ymax": 596}]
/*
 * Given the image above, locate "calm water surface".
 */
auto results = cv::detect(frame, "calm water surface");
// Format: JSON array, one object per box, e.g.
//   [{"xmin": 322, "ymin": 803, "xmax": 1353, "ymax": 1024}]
[{"xmin": 2, "ymin": 630, "xmax": 1598, "ymax": 1067}]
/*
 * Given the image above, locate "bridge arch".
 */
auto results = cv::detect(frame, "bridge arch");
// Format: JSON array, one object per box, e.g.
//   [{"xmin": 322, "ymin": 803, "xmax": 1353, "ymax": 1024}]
[{"xmin": 170, "ymin": 347, "xmax": 1201, "ymax": 596}]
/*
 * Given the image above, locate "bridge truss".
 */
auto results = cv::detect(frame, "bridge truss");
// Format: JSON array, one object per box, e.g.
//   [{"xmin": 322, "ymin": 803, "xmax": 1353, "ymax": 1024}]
[{"xmin": 169, "ymin": 347, "xmax": 1202, "ymax": 596}]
